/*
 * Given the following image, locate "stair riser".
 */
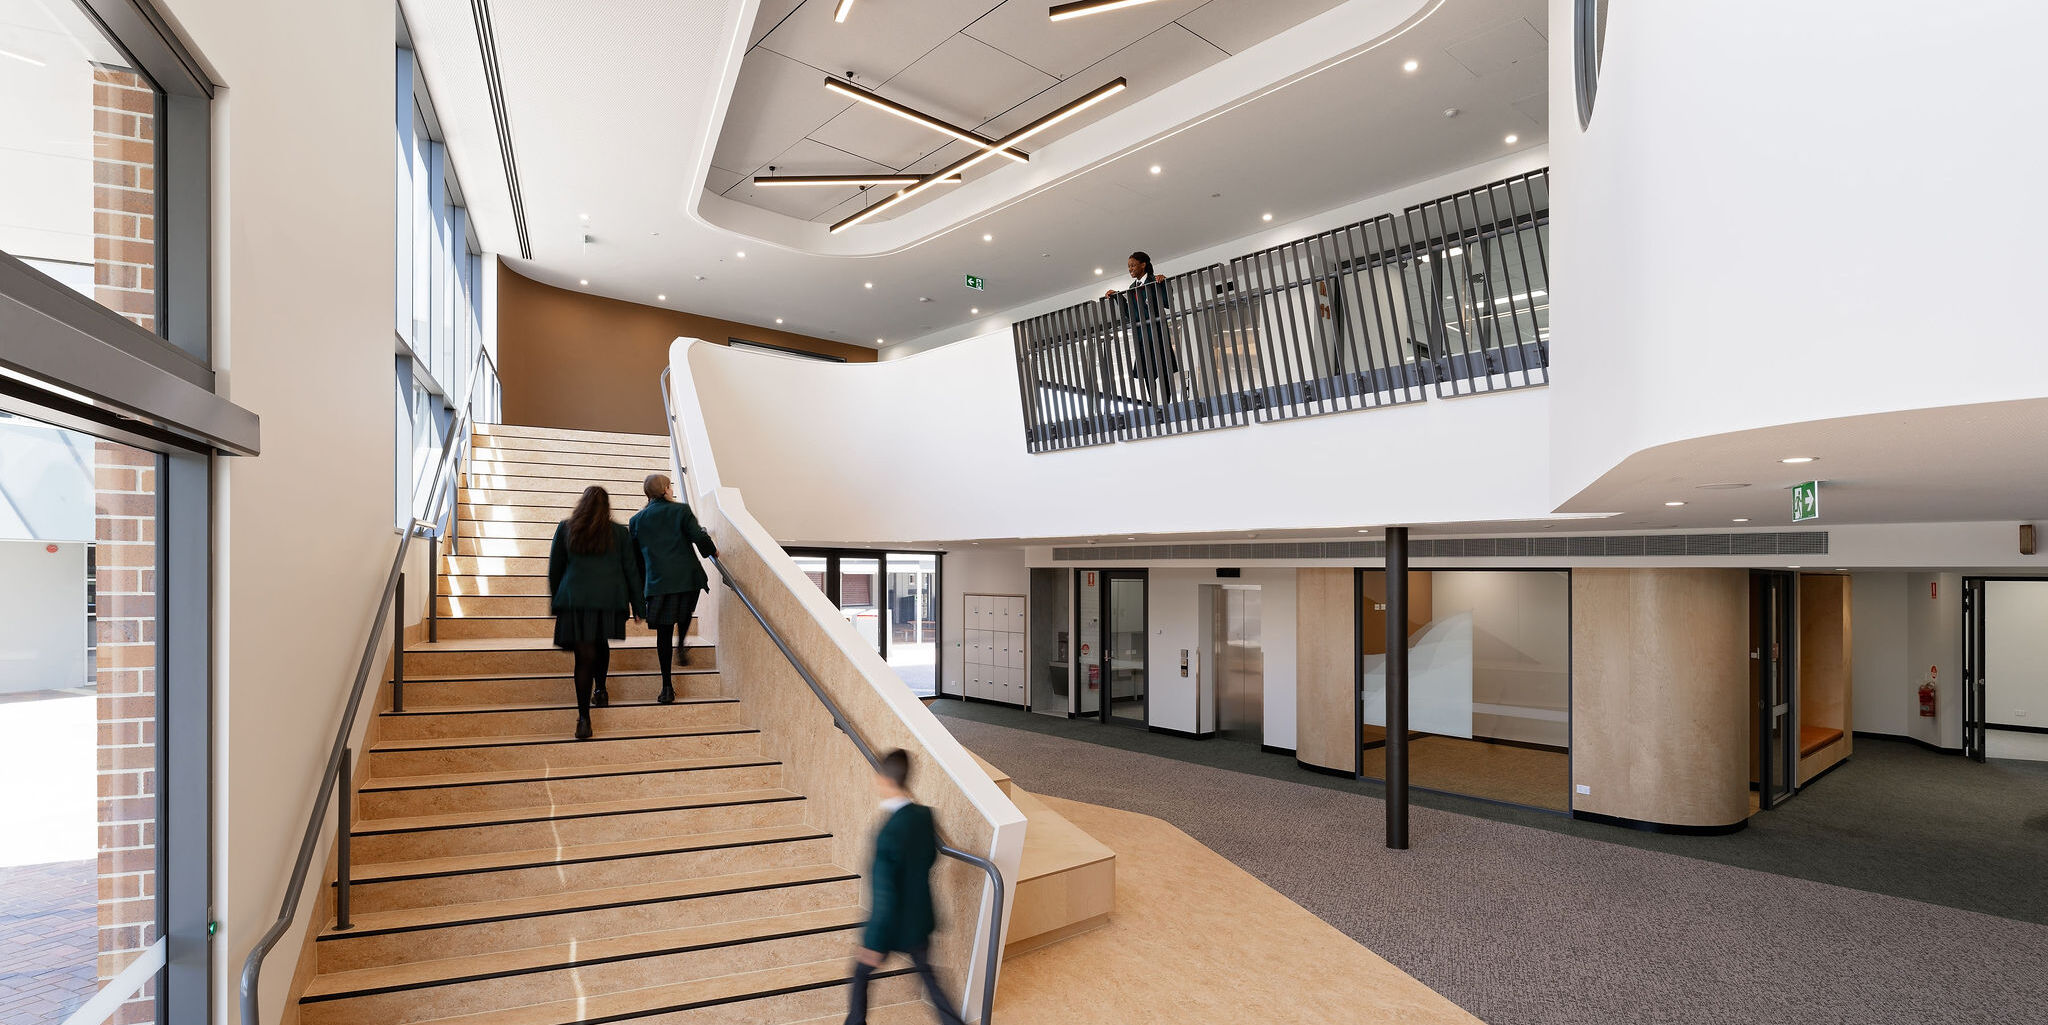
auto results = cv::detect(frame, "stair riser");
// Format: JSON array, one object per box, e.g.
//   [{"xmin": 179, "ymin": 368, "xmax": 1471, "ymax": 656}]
[
  {"xmin": 455, "ymin": 537, "xmax": 554, "ymax": 558},
  {"xmin": 346, "ymin": 837, "xmax": 835, "ymax": 914},
  {"xmin": 460, "ymin": 489, "xmax": 651, "ymax": 511},
  {"xmin": 457, "ymin": 519, "xmax": 579, "ymax": 541},
  {"xmin": 400, "ymin": 645, "xmax": 712, "ymax": 676},
  {"xmin": 468, "ymin": 452, "xmax": 670, "ymax": 475},
  {"xmin": 398, "ymin": 672, "xmax": 722, "ymax": 708},
  {"xmin": 428, "ymin": 616, "xmax": 666, "ymax": 641},
  {"xmin": 367, "ymin": 731, "xmax": 759, "ymax": 776},
  {"xmin": 469, "ymin": 460, "xmax": 668, "ymax": 484},
  {"xmin": 357, "ymin": 763, "xmax": 782, "ymax": 819},
  {"xmin": 314, "ymin": 876, "xmax": 861, "ymax": 972},
  {"xmin": 473, "ymin": 437, "xmax": 668, "ymax": 458},
  {"xmin": 300, "ymin": 927, "xmax": 861, "ymax": 1025},
  {"xmin": 441, "ymin": 594, "xmax": 702, "ymax": 619},
  {"xmin": 474, "ymin": 423, "xmax": 667, "ymax": 446},
  {"xmin": 439, "ymin": 575, "xmax": 550, "ymax": 596},
  {"xmin": 352, "ymin": 798, "xmax": 808, "ymax": 863},
  {"xmin": 465, "ymin": 473, "xmax": 653, "ymax": 495},
  {"xmin": 440, "ymin": 556, "xmax": 548, "ymax": 576},
  {"xmin": 457, "ymin": 505, "xmax": 584, "ymax": 525},
  {"xmin": 622, "ymin": 975, "xmax": 922, "ymax": 1025},
  {"xmin": 374, "ymin": 701, "xmax": 738, "ymax": 740}
]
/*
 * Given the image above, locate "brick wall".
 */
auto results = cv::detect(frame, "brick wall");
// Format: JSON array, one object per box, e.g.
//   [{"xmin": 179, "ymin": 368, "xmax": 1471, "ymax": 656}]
[
  {"xmin": 93, "ymin": 66, "xmax": 160, "ymax": 1025},
  {"xmin": 93, "ymin": 67, "xmax": 156, "ymax": 333}
]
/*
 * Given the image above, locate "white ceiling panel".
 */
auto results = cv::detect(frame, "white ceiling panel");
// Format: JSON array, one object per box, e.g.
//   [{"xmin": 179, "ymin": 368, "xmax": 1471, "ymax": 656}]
[
  {"xmin": 712, "ymin": 47, "xmax": 857, "ymax": 174},
  {"xmin": 809, "ymin": 103, "xmax": 953, "ymax": 168},
  {"xmin": 748, "ymin": 0, "xmax": 805, "ymax": 47},
  {"xmin": 961, "ymin": 0, "xmax": 1208, "ymax": 79},
  {"xmin": 758, "ymin": 0, "xmax": 998, "ymax": 84},
  {"xmin": 976, "ymin": 23, "xmax": 1225, "ymax": 143},
  {"xmin": 1443, "ymin": 17, "xmax": 1546, "ymax": 77},
  {"xmin": 882, "ymin": 33, "xmax": 1060, "ymax": 128},
  {"xmin": 1176, "ymin": 0, "xmax": 1348, "ymax": 55},
  {"xmin": 1512, "ymin": 91, "xmax": 1546, "ymax": 129},
  {"xmin": 705, "ymin": 165, "xmax": 746, "ymax": 194}
]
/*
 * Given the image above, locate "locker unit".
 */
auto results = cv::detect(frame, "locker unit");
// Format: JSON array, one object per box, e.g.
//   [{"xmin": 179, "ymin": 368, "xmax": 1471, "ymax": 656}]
[{"xmin": 963, "ymin": 593, "xmax": 1028, "ymax": 706}]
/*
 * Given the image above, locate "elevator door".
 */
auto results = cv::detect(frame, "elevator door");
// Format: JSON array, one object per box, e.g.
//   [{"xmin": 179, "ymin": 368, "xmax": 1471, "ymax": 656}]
[{"xmin": 1213, "ymin": 586, "xmax": 1265, "ymax": 741}]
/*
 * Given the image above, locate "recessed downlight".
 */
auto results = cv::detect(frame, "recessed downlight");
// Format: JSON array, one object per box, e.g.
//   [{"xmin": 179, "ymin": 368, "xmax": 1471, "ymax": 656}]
[
  {"xmin": 876, "ymin": 338, "xmax": 884, "ymax": 344},
  {"xmin": 579, "ymin": 279, "xmax": 588, "ymax": 286},
  {"xmin": 1733, "ymin": 517, "xmax": 1750, "ymax": 523},
  {"xmin": 1094, "ymin": 267, "xmax": 1104, "ymax": 275},
  {"xmin": 1262, "ymin": 212, "xmax": 1274, "ymax": 222},
  {"xmin": 982, "ymin": 233, "xmax": 993, "ymax": 242},
  {"xmin": 1149, "ymin": 164, "xmax": 1161, "ymax": 174},
  {"xmin": 1664, "ymin": 501, "xmax": 1687, "ymax": 507},
  {"xmin": 736, "ymin": 251, "xmax": 746, "ymax": 259},
  {"xmin": 864, "ymin": 282, "xmax": 874, "ymax": 289},
  {"xmin": 578, "ymin": 212, "xmax": 588, "ymax": 220},
  {"xmin": 1505, "ymin": 134, "xmax": 1519, "ymax": 145},
  {"xmin": 1780, "ymin": 456, "xmax": 1817, "ymax": 464},
  {"xmin": 775, "ymin": 318, "xmax": 784, "ymax": 324},
  {"xmin": 1402, "ymin": 59, "xmax": 1419, "ymax": 72},
  {"xmin": 657, "ymin": 294, "xmax": 666, "ymax": 301},
  {"xmin": 970, "ymin": 307, "xmax": 979, "ymax": 314}
]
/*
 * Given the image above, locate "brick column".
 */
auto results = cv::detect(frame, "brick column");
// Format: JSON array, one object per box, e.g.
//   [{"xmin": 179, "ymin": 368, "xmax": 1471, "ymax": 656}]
[{"xmin": 93, "ymin": 65, "xmax": 160, "ymax": 1025}]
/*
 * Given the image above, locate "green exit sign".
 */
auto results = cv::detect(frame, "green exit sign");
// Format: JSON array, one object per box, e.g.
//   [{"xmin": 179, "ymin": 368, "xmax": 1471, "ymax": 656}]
[
  {"xmin": 965, "ymin": 274, "xmax": 985, "ymax": 291},
  {"xmin": 1791, "ymin": 480, "xmax": 1820, "ymax": 522}
]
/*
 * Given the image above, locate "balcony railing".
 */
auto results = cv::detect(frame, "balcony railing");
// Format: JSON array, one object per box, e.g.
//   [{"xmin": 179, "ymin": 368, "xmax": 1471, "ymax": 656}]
[{"xmin": 1012, "ymin": 169, "xmax": 1549, "ymax": 452}]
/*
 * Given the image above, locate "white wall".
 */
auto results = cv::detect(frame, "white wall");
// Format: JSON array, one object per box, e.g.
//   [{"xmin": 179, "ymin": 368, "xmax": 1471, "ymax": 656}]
[
  {"xmin": 1850, "ymin": 572, "xmax": 1912, "ymax": 739},
  {"xmin": 940, "ymin": 546, "xmax": 1029, "ymax": 699},
  {"xmin": 1904, "ymin": 572, "xmax": 1963, "ymax": 750},
  {"xmin": 0, "ymin": 540, "xmax": 89, "ymax": 694},
  {"xmin": 1545, "ymin": 0, "xmax": 2048, "ymax": 503},
  {"xmin": 1984, "ymin": 580, "xmax": 2048, "ymax": 762},
  {"xmin": 155, "ymin": 0, "xmax": 402, "ymax": 1018},
  {"xmin": 1430, "ymin": 570, "xmax": 1570, "ymax": 747}
]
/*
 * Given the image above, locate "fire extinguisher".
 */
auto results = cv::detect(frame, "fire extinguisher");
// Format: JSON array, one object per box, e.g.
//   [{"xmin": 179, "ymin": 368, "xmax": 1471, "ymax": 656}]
[{"xmin": 1919, "ymin": 666, "xmax": 1938, "ymax": 718}]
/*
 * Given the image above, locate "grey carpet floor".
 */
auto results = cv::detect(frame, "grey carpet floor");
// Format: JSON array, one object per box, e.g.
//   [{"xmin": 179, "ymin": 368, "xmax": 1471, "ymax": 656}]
[
  {"xmin": 941, "ymin": 714, "xmax": 2048, "ymax": 1025},
  {"xmin": 935, "ymin": 699, "xmax": 2048, "ymax": 926}
]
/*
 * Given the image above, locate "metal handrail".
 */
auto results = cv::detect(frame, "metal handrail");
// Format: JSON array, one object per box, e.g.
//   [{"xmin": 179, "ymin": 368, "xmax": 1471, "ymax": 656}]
[
  {"xmin": 238, "ymin": 346, "xmax": 491, "ymax": 1025},
  {"xmin": 659, "ymin": 366, "xmax": 1006, "ymax": 1025}
]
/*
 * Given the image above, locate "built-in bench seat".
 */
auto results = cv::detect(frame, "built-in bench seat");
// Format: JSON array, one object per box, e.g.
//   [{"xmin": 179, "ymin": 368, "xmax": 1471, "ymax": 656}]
[{"xmin": 1800, "ymin": 725, "xmax": 1844, "ymax": 758}]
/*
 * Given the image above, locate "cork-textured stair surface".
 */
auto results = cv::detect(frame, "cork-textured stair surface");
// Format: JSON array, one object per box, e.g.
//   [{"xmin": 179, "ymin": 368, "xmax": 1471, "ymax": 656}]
[
  {"xmin": 293, "ymin": 425, "xmax": 934, "ymax": 1025},
  {"xmin": 969, "ymin": 753, "xmax": 1115, "ymax": 954}
]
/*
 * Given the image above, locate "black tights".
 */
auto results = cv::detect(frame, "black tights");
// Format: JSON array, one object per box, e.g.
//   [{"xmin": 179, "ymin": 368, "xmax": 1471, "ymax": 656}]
[
  {"xmin": 571, "ymin": 641, "xmax": 611, "ymax": 714},
  {"xmin": 653, "ymin": 593, "xmax": 702, "ymax": 687}
]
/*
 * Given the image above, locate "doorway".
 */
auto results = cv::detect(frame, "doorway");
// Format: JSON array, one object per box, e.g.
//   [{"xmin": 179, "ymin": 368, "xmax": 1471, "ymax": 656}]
[
  {"xmin": 1962, "ymin": 577, "xmax": 2048, "ymax": 764},
  {"xmin": 1075, "ymin": 569, "xmax": 1148, "ymax": 727},
  {"xmin": 1205, "ymin": 585, "xmax": 1265, "ymax": 742},
  {"xmin": 788, "ymin": 547, "xmax": 943, "ymax": 696},
  {"xmin": 1751, "ymin": 570, "xmax": 1798, "ymax": 809}
]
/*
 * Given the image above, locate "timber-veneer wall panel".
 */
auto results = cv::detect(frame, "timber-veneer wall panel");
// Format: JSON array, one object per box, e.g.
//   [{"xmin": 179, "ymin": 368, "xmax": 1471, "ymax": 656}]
[{"xmin": 1296, "ymin": 569, "xmax": 1358, "ymax": 775}]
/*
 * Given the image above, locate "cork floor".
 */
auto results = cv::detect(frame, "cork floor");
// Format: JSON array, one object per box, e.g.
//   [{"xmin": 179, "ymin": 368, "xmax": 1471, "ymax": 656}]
[{"xmin": 995, "ymin": 796, "xmax": 1480, "ymax": 1025}]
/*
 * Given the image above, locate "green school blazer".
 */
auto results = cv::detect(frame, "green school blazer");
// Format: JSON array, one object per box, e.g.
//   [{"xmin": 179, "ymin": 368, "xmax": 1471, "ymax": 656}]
[
  {"xmin": 627, "ymin": 497, "xmax": 717, "ymax": 597},
  {"xmin": 862, "ymin": 802, "xmax": 940, "ymax": 953},
  {"xmin": 546, "ymin": 521, "xmax": 646, "ymax": 617}
]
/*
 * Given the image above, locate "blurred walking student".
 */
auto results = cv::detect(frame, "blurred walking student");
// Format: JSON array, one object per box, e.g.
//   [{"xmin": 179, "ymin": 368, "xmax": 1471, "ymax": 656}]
[
  {"xmin": 844, "ymin": 749, "xmax": 965, "ymax": 1025},
  {"xmin": 547, "ymin": 486, "xmax": 645, "ymax": 740},
  {"xmin": 628, "ymin": 473, "xmax": 717, "ymax": 703}
]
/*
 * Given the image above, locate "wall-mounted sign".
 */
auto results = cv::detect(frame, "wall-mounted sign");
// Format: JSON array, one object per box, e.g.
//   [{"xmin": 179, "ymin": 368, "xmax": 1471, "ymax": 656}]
[
  {"xmin": 1791, "ymin": 480, "xmax": 1819, "ymax": 522},
  {"xmin": 965, "ymin": 274, "xmax": 985, "ymax": 291}
]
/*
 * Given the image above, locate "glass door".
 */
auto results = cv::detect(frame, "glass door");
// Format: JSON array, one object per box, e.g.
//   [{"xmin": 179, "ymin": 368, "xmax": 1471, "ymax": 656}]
[
  {"xmin": 1753, "ymin": 571, "xmax": 1798, "ymax": 809},
  {"xmin": 885, "ymin": 554, "xmax": 937, "ymax": 696},
  {"xmin": 837, "ymin": 557, "xmax": 883, "ymax": 654},
  {"xmin": 1075, "ymin": 570, "xmax": 1102, "ymax": 717},
  {"xmin": 1962, "ymin": 577, "xmax": 1987, "ymax": 763},
  {"xmin": 1104, "ymin": 571, "xmax": 1148, "ymax": 727}
]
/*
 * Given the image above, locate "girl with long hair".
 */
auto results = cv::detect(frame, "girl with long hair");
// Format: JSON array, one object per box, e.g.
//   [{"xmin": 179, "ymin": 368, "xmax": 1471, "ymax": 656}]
[
  {"xmin": 628, "ymin": 473, "xmax": 718, "ymax": 703},
  {"xmin": 547, "ymin": 486, "xmax": 645, "ymax": 739}
]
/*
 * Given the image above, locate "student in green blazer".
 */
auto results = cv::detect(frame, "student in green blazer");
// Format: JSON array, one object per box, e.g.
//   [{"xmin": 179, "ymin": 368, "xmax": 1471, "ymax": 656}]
[
  {"xmin": 627, "ymin": 474, "xmax": 717, "ymax": 704},
  {"xmin": 846, "ymin": 749, "xmax": 965, "ymax": 1025},
  {"xmin": 548, "ymin": 486, "xmax": 645, "ymax": 740}
]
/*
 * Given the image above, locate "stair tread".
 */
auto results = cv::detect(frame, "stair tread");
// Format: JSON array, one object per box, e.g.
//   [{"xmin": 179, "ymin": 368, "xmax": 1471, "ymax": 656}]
[
  {"xmin": 359, "ymin": 754, "xmax": 779, "ymax": 793},
  {"xmin": 399, "ymin": 958, "xmax": 908, "ymax": 1025},
  {"xmin": 348, "ymin": 822, "xmax": 831, "ymax": 884},
  {"xmin": 382, "ymin": 697, "xmax": 733, "ymax": 717},
  {"xmin": 406, "ymin": 636, "xmax": 709, "ymax": 653},
  {"xmin": 369, "ymin": 723, "xmax": 754, "ymax": 754},
  {"xmin": 399, "ymin": 668, "xmax": 715, "ymax": 684},
  {"xmin": 319, "ymin": 863, "xmax": 858, "ymax": 939},
  {"xmin": 300, "ymin": 905, "xmax": 867, "ymax": 1002},
  {"xmin": 354, "ymin": 788, "xmax": 804, "ymax": 837}
]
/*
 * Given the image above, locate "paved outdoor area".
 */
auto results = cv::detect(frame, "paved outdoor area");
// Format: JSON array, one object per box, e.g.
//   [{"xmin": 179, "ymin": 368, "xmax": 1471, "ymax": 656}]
[{"xmin": 0, "ymin": 690, "xmax": 100, "ymax": 1023}]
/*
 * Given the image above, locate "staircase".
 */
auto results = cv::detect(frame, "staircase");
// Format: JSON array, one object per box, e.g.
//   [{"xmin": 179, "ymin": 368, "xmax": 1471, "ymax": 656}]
[{"xmin": 296, "ymin": 424, "xmax": 933, "ymax": 1025}]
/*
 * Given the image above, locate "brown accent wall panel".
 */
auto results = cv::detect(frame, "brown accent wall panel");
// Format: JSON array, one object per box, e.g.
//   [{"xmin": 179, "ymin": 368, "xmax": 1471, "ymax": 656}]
[
  {"xmin": 495, "ymin": 264, "xmax": 875, "ymax": 434},
  {"xmin": 1796, "ymin": 574, "xmax": 1854, "ymax": 783},
  {"xmin": 1571, "ymin": 569, "xmax": 1750, "ymax": 828},
  {"xmin": 1358, "ymin": 570, "xmax": 1433, "ymax": 656},
  {"xmin": 1296, "ymin": 568, "xmax": 1358, "ymax": 774}
]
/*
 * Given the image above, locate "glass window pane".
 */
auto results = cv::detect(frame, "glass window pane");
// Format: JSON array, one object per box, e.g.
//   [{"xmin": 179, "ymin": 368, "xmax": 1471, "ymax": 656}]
[
  {"xmin": 0, "ymin": 414, "xmax": 161, "ymax": 1024},
  {"xmin": 1, "ymin": 1, "xmax": 161, "ymax": 332},
  {"xmin": 839, "ymin": 557, "xmax": 881, "ymax": 652}
]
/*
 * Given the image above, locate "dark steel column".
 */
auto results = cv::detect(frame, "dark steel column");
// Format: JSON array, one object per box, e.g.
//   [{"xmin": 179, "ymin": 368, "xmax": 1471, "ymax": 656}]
[{"xmin": 1385, "ymin": 526, "xmax": 1409, "ymax": 850}]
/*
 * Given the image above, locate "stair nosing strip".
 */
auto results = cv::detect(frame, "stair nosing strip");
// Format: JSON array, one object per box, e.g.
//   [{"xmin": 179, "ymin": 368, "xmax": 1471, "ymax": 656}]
[
  {"xmin": 357, "ymin": 758, "xmax": 780, "ymax": 794},
  {"xmin": 352, "ymin": 793, "xmax": 805, "ymax": 837},
  {"xmin": 314, "ymin": 871, "xmax": 862, "ymax": 941},
  {"xmin": 399, "ymin": 668, "xmax": 717, "ymax": 684},
  {"xmin": 559, "ymin": 967, "xmax": 914, "ymax": 1025},
  {"xmin": 380, "ymin": 697, "xmax": 735, "ymax": 717},
  {"xmin": 368, "ymin": 726, "xmax": 756, "ymax": 754},
  {"xmin": 336, "ymin": 831, "xmax": 832, "ymax": 887},
  {"xmin": 299, "ymin": 917, "xmax": 864, "ymax": 1004}
]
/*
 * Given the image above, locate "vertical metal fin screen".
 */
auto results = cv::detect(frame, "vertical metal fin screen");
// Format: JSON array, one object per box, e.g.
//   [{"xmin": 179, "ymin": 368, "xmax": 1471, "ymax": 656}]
[{"xmin": 1012, "ymin": 169, "xmax": 1549, "ymax": 452}]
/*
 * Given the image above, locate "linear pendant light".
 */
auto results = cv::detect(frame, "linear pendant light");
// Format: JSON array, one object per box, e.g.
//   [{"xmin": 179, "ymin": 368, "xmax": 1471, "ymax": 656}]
[
  {"xmin": 830, "ymin": 77, "xmax": 1128, "ymax": 234},
  {"xmin": 753, "ymin": 173, "xmax": 964, "ymax": 187},
  {"xmin": 823, "ymin": 78, "xmax": 1029, "ymax": 163},
  {"xmin": 1049, "ymin": 0, "xmax": 1169, "ymax": 22},
  {"xmin": 834, "ymin": 0, "xmax": 856, "ymax": 23}
]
